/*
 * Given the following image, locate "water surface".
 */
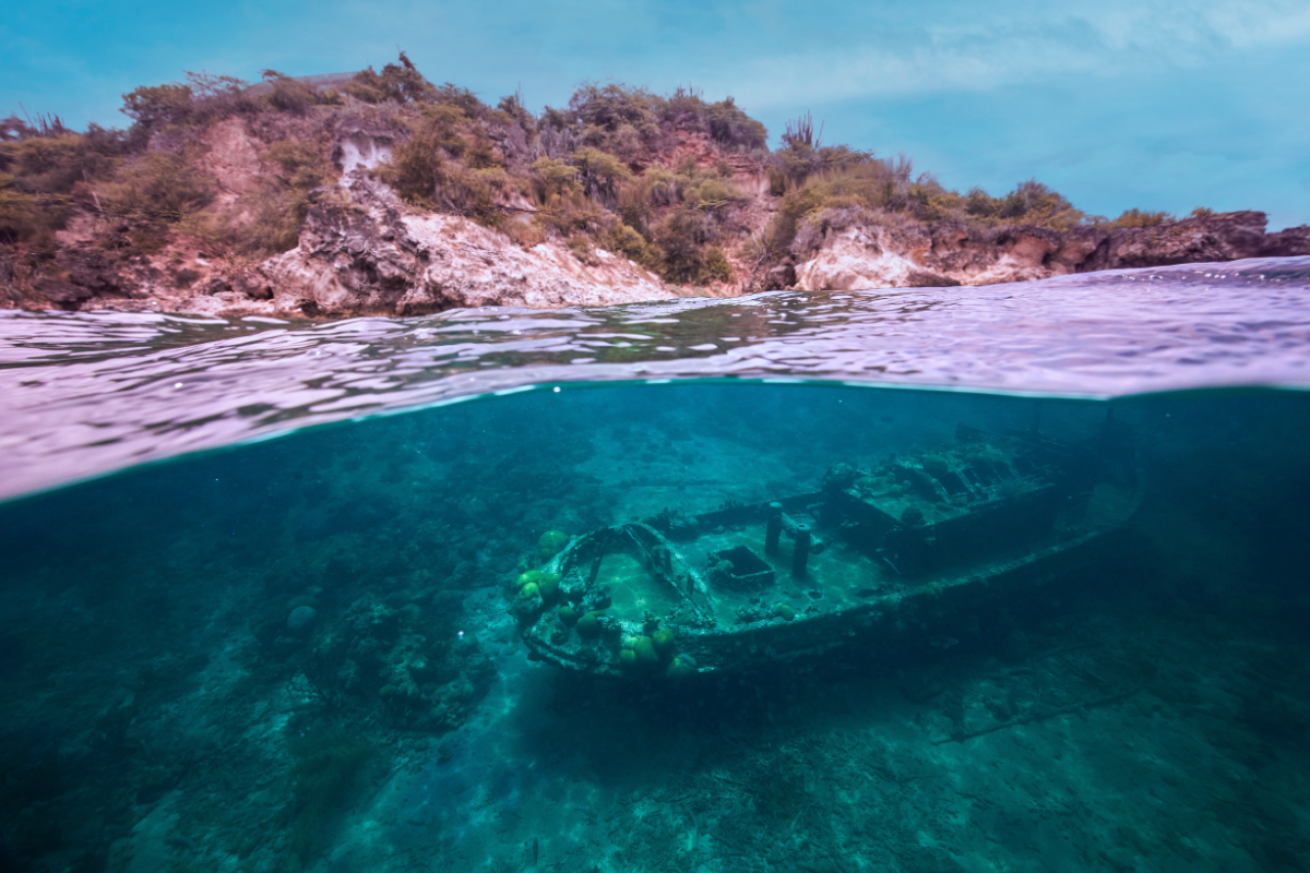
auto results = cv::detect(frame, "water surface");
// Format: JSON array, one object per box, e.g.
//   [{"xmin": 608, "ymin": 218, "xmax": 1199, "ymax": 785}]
[
  {"xmin": 3, "ymin": 256, "xmax": 1307, "ymax": 501},
  {"xmin": 1, "ymin": 259, "xmax": 1309, "ymax": 873}
]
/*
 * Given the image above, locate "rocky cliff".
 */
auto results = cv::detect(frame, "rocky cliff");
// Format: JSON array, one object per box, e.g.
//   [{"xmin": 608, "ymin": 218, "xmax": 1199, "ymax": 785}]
[
  {"xmin": 783, "ymin": 210, "xmax": 1310, "ymax": 292},
  {"xmin": 4, "ymin": 62, "xmax": 1307, "ymax": 317},
  {"xmin": 97, "ymin": 170, "xmax": 672, "ymax": 319}
]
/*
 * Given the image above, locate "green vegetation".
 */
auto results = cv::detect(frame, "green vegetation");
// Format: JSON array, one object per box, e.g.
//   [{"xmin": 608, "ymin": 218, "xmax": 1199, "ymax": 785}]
[
  {"xmin": 341, "ymin": 53, "xmax": 437, "ymax": 105},
  {"xmin": 1102, "ymin": 207, "xmax": 1175, "ymax": 228},
  {"xmin": 576, "ymin": 610, "xmax": 603, "ymax": 638},
  {"xmin": 759, "ymin": 158, "xmax": 1089, "ymax": 260},
  {"xmin": 0, "ymin": 65, "xmax": 340, "ymax": 270},
  {"xmin": 354, "ymin": 67, "xmax": 762, "ymax": 285},
  {"xmin": 286, "ymin": 722, "xmax": 377, "ymax": 866},
  {"xmin": 2, "ymin": 52, "xmax": 1214, "ymax": 298}
]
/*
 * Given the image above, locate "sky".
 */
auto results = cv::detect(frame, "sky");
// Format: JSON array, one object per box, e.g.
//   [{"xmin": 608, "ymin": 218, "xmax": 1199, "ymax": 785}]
[{"xmin": 3, "ymin": 0, "xmax": 1308, "ymax": 228}]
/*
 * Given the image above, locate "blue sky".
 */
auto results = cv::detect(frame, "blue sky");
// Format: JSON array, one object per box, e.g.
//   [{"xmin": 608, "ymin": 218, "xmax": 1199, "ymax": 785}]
[{"xmin": 4, "ymin": 0, "xmax": 1308, "ymax": 228}]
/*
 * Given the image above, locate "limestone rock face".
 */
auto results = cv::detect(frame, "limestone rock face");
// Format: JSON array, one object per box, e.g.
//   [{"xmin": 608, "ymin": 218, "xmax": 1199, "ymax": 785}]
[
  {"xmin": 793, "ymin": 211, "xmax": 1310, "ymax": 292},
  {"xmin": 7, "ymin": 104, "xmax": 1307, "ymax": 317},
  {"xmin": 255, "ymin": 173, "xmax": 673, "ymax": 318}
]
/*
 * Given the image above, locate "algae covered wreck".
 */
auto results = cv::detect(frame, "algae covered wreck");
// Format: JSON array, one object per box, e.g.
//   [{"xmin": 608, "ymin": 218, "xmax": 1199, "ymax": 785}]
[{"xmin": 510, "ymin": 421, "xmax": 1142, "ymax": 677}]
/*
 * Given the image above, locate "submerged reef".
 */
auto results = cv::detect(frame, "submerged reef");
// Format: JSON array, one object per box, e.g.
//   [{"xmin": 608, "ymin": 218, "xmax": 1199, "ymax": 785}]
[{"xmin": 300, "ymin": 597, "xmax": 495, "ymax": 731}]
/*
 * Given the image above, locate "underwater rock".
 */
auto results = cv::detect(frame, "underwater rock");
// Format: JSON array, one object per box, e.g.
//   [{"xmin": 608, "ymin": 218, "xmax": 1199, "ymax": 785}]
[
  {"xmin": 575, "ymin": 611, "xmax": 604, "ymax": 638},
  {"xmin": 536, "ymin": 530, "xmax": 570, "ymax": 562},
  {"xmin": 302, "ymin": 596, "xmax": 495, "ymax": 731},
  {"xmin": 823, "ymin": 463, "xmax": 859, "ymax": 492},
  {"xmin": 287, "ymin": 605, "xmax": 317, "ymax": 633},
  {"xmin": 666, "ymin": 654, "xmax": 698, "ymax": 679},
  {"xmin": 651, "ymin": 627, "xmax": 676, "ymax": 660},
  {"xmin": 1001, "ymin": 630, "xmax": 1031, "ymax": 663},
  {"xmin": 632, "ymin": 635, "xmax": 659, "ymax": 667},
  {"xmin": 772, "ymin": 603, "xmax": 798, "ymax": 622}
]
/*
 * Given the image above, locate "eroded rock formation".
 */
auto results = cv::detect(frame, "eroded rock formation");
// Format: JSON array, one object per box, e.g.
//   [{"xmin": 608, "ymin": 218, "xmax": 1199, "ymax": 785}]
[
  {"xmin": 5, "ymin": 109, "xmax": 1307, "ymax": 317},
  {"xmin": 788, "ymin": 210, "xmax": 1310, "ymax": 292},
  {"xmin": 252, "ymin": 172, "xmax": 670, "ymax": 318}
]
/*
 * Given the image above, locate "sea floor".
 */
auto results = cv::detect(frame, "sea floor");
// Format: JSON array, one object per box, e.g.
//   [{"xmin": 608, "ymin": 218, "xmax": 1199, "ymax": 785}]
[
  {"xmin": 312, "ymin": 604, "xmax": 1306, "ymax": 873},
  {"xmin": 99, "ymin": 577, "xmax": 1309, "ymax": 873},
  {"xmin": 3, "ymin": 400, "xmax": 1309, "ymax": 873}
]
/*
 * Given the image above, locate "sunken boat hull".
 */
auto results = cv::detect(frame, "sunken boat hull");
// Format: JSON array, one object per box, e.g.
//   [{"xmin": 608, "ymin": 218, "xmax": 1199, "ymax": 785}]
[{"xmin": 512, "ymin": 423, "xmax": 1141, "ymax": 677}]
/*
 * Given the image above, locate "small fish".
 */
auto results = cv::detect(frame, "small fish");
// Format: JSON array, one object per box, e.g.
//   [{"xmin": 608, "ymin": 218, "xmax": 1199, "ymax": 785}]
[{"xmin": 532, "ymin": 836, "xmax": 539, "ymax": 865}]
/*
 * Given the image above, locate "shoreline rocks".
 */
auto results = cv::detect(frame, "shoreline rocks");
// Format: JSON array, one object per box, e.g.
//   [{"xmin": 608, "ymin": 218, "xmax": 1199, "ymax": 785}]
[{"xmin": 788, "ymin": 210, "xmax": 1310, "ymax": 292}]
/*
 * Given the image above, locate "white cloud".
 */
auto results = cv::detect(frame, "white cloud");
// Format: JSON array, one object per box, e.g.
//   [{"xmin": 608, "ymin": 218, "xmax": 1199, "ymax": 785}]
[{"xmin": 706, "ymin": 0, "xmax": 1310, "ymax": 109}]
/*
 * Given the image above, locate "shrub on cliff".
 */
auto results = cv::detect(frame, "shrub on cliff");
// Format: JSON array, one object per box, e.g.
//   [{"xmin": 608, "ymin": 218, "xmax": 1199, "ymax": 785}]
[
  {"xmin": 682, "ymin": 175, "xmax": 750, "ymax": 215},
  {"xmin": 382, "ymin": 133, "xmax": 517, "ymax": 230},
  {"xmin": 383, "ymin": 131, "xmax": 444, "ymax": 208},
  {"xmin": 554, "ymin": 83, "xmax": 769, "ymax": 162},
  {"xmin": 613, "ymin": 161, "xmax": 744, "ymax": 231},
  {"xmin": 704, "ymin": 244, "xmax": 734, "ymax": 282},
  {"xmin": 203, "ymin": 140, "xmax": 334, "ymax": 256},
  {"xmin": 651, "ymin": 206, "xmax": 713, "ymax": 283},
  {"xmin": 762, "ymin": 162, "xmax": 1088, "ymax": 257},
  {"xmin": 962, "ymin": 180, "xmax": 1084, "ymax": 231},
  {"xmin": 771, "ymin": 113, "xmax": 874, "ymax": 187},
  {"xmin": 704, "ymin": 97, "xmax": 768, "ymax": 151},
  {"xmin": 121, "ymin": 83, "xmax": 198, "ymax": 130},
  {"xmin": 0, "ymin": 126, "xmax": 130, "ymax": 249},
  {"xmin": 1102, "ymin": 207, "xmax": 1174, "ymax": 228},
  {"xmin": 122, "ymin": 72, "xmax": 257, "ymax": 139},
  {"xmin": 569, "ymin": 84, "xmax": 662, "ymax": 161},
  {"xmin": 571, "ymin": 146, "xmax": 632, "ymax": 205},
  {"xmin": 496, "ymin": 91, "xmax": 535, "ymax": 137},
  {"xmin": 0, "ymin": 175, "xmax": 40, "ymax": 246},
  {"xmin": 0, "ymin": 127, "xmax": 126, "ymax": 197},
  {"xmin": 536, "ymin": 188, "xmax": 604, "ymax": 236},
  {"xmin": 603, "ymin": 221, "xmax": 663, "ymax": 271},
  {"xmin": 344, "ymin": 52, "xmax": 438, "ymax": 105},
  {"xmin": 99, "ymin": 150, "xmax": 215, "ymax": 223},
  {"xmin": 660, "ymin": 87, "xmax": 768, "ymax": 152},
  {"xmin": 529, "ymin": 157, "xmax": 581, "ymax": 201},
  {"xmin": 260, "ymin": 70, "xmax": 317, "ymax": 114}
]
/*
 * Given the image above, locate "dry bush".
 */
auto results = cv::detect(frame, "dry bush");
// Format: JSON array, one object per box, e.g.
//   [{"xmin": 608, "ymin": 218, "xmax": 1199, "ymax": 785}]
[
  {"xmin": 651, "ymin": 206, "xmax": 712, "ymax": 283},
  {"xmin": 261, "ymin": 71, "xmax": 318, "ymax": 114},
  {"xmin": 601, "ymin": 221, "xmax": 662, "ymax": 272},
  {"xmin": 501, "ymin": 218, "xmax": 546, "ymax": 248},
  {"xmin": 98, "ymin": 149, "xmax": 215, "ymax": 222},
  {"xmin": 380, "ymin": 132, "xmax": 444, "ymax": 209},
  {"xmin": 535, "ymin": 189, "xmax": 604, "ymax": 236},
  {"xmin": 0, "ymin": 175, "xmax": 43, "ymax": 246},
  {"xmin": 1101, "ymin": 207, "xmax": 1175, "ymax": 228},
  {"xmin": 528, "ymin": 157, "xmax": 581, "ymax": 202},
  {"xmin": 704, "ymin": 244, "xmax": 733, "ymax": 282}
]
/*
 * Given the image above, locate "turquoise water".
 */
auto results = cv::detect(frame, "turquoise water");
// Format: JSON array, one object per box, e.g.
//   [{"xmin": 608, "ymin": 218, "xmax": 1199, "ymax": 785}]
[{"xmin": 1, "ymin": 258, "xmax": 1309, "ymax": 872}]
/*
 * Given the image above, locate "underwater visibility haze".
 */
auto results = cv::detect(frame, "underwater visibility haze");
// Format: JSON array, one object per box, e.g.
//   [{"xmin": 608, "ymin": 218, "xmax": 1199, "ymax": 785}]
[{"xmin": 2, "ymin": 257, "xmax": 1310, "ymax": 872}]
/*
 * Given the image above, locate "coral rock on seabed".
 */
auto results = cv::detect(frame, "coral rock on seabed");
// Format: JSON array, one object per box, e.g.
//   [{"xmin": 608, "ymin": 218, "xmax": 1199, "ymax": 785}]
[{"xmin": 287, "ymin": 605, "xmax": 317, "ymax": 633}]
